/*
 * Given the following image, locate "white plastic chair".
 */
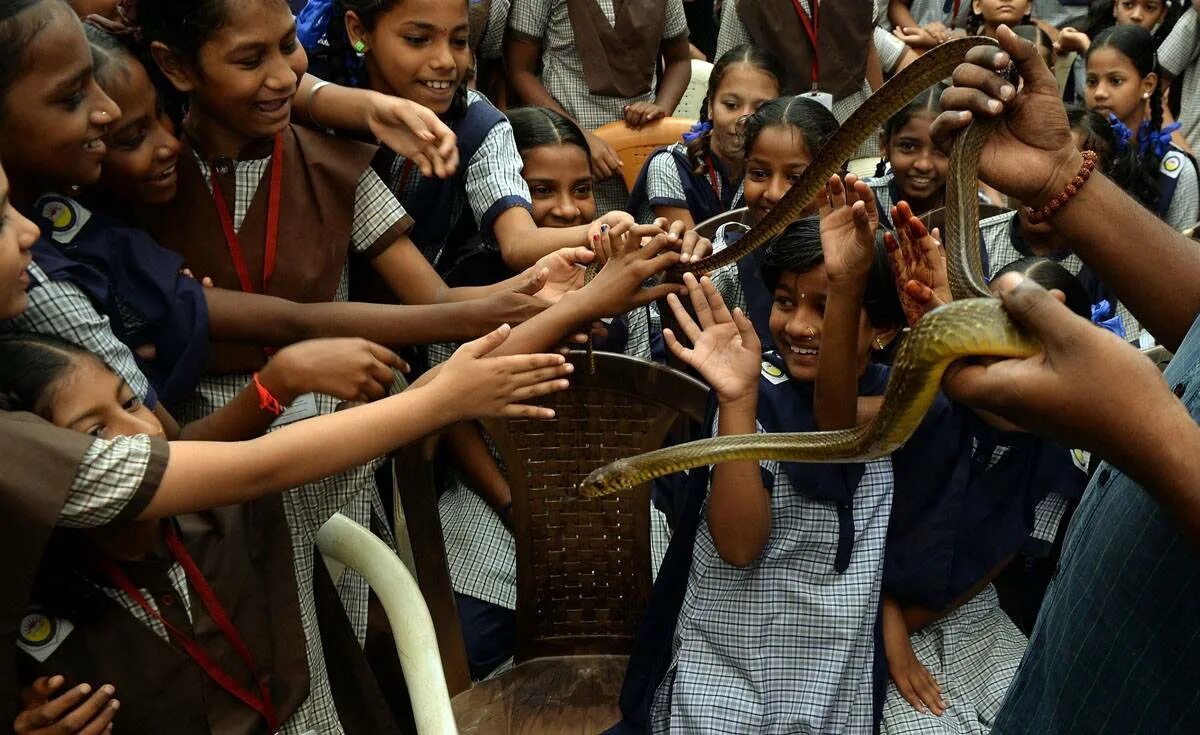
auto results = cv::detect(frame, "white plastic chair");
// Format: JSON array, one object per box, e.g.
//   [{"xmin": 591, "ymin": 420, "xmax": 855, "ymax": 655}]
[
  {"xmin": 316, "ymin": 513, "xmax": 457, "ymax": 735},
  {"xmin": 674, "ymin": 59, "xmax": 713, "ymax": 120}
]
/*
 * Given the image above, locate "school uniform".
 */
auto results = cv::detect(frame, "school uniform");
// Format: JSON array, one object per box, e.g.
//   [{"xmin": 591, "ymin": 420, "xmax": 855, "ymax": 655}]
[
  {"xmin": 137, "ymin": 124, "xmax": 409, "ymax": 735},
  {"xmin": 509, "ymin": 0, "xmax": 690, "ymax": 213},
  {"xmin": 1161, "ymin": 7, "xmax": 1200, "ymax": 154},
  {"xmin": 1035, "ymin": 0, "xmax": 1089, "ymax": 29},
  {"xmin": 886, "ymin": 0, "xmax": 972, "ymax": 29},
  {"xmin": 1157, "ymin": 144, "xmax": 1200, "ymax": 231},
  {"xmin": 0, "ymin": 413, "xmax": 166, "ymax": 724},
  {"xmin": 866, "ymin": 172, "xmax": 992, "ymax": 230},
  {"xmin": 716, "ymin": 0, "xmax": 908, "ymax": 160},
  {"xmin": 627, "ymin": 142, "xmax": 736, "ymax": 226}
]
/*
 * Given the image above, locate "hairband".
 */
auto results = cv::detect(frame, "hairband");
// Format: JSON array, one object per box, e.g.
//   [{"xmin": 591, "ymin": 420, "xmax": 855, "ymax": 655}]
[{"xmin": 682, "ymin": 120, "xmax": 712, "ymax": 143}]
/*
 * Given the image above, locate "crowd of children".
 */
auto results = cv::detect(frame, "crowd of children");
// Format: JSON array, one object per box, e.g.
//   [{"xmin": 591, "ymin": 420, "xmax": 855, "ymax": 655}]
[{"xmin": 1, "ymin": 0, "xmax": 1198, "ymax": 732}]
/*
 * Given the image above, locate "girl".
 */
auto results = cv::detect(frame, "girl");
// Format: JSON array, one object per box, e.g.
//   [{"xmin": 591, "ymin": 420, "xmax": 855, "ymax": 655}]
[
  {"xmin": 507, "ymin": 0, "xmax": 694, "ymax": 214},
  {"xmin": 300, "ymin": 0, "xmax": 623, "ymax": 274},
  {"xmin": 626, "ymin": 45, "xmax": 783, "ymax": 229},
  {"xmin": 869, "ymin": 84, "xmax": 952, "ymax": 227},
  {"xmin": 1085, "ymin": 24, "xmax": 1199, "ymax": 230},
  {"xmin": 966, "ymin": 0, "xmax": 1036, "ymax": 37}
]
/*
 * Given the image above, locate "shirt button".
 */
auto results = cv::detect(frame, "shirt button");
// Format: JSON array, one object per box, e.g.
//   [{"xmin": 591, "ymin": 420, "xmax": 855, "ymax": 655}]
[
  {"xmin": 160, "ymin": 594, "xmax": 176, "ymax": 607},
  {"xmin": 1174, "ymin": 382, "xmax": 1187, "ymax": 398},
  {"xmin": 1099, "ymin": 469, "xmax": 1111, "ymax": 485}
]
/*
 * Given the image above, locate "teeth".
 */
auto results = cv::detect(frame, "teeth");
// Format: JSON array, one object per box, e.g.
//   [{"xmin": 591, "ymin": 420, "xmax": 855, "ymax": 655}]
[
  {"xmin": 422, "ymin": 80, "xmax": 452, "ymax": 90},
  {"xmin": 787, "ymin": 345, "xmax": 818, "ymax": 355},
  {"xmin": 82, "ymin": 139, "xmax": 103, "ymax": 151}
]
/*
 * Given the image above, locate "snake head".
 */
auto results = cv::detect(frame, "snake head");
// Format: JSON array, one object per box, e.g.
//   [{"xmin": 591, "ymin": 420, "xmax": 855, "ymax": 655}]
[{"xmin": 579, "ymin": 459, "xmax": 639, "ymax": 498}]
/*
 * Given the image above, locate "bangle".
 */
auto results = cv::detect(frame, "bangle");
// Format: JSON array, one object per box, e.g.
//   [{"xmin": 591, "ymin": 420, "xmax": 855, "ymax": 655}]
[
  {"xmin": 1025, "ymin": 150, "xmax": 1098, "ymax": 224},
  {"xmin": 252, "ymin": 372, "xmax": 286, "ymax": 416},
  {"xmin": 306, "ymin": 80, "xmax": 333, "ymax": 130}
]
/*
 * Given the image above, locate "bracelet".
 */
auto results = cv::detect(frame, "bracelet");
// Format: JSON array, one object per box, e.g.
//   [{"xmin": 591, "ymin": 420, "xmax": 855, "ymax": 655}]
[
  {"xmin": 306, "ymin": 80, "xmax": 333, "ymax": 130},
  {"xmin": 252, "ymin": 372, "xmax": 286, "ymax": 416},
  {"xmin": 1025, "ymin": 150, "xmax": 1098, "ymax": 224}
]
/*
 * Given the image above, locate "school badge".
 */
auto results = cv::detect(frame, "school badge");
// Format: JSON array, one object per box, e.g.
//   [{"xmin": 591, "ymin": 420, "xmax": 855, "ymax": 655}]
[
  {"xmin": 37, "ymin": 194, "xmax": 90, "ymax": 244},
  {"xmin": 1071, "ymin": 448, "xmax": 1091, "ymax": 474},
  {"xmin": 16, "ymin": 610, "xmax": 74, "ymax": 662},
  {"xmin": 761, "ymin": 360, "xmax": 788, "ymax": 385},
  {"xmin": 1161, "ymin": 151, "xmax": 1184, "ymax": 180}
]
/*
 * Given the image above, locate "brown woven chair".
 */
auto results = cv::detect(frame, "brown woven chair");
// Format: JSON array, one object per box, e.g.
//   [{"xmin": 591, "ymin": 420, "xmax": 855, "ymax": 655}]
[{"xmin": 403, "ymin": 351, "xmax": 709, "ymax": 733}]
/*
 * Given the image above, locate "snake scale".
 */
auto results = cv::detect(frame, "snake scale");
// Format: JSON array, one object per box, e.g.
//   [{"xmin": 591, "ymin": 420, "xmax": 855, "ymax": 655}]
[{"xmin": 578, "ymin": 36, "xmax": 1042, "ymax": 498}]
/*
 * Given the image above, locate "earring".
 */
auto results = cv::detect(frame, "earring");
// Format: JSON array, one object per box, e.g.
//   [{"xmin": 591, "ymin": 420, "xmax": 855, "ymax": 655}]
[
  {"xmin": 873, "ymin": 337, "xmax": 885, "ymax": 351},
  {"xmin": 1143, "ymin": 92, "xmax": 1151, "ymax": 99},
  {"xmin": 353, "ymin": 40, "xmax": 367, "ymax": 54}
]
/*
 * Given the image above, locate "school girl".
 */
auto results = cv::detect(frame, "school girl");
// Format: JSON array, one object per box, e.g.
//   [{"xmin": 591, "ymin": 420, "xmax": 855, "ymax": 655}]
[
  {"xmin": 1160, "ymin": 1, "xmax": 1200, "ymax": 153},
  {"xmin": 868, "ymin": 85, "xmax": 955, "ymax": 228},
  {"xmin": 626, "ymin": 45, "xmax": 783, "ymax": 230},
  {"xmin": 1085, "ymin": 24, "xmax": 1199, "ymax": 230},
  {"xmin": 507, "ymin": 0, "xmax": 693, "ymax": 214},
  {"xmin": 299, "ymin": 0, "xmax": 617, "ymax": 274},
  {"xmin": 716, "ymin": 0, "xmax": 909, "ymax": 160}
]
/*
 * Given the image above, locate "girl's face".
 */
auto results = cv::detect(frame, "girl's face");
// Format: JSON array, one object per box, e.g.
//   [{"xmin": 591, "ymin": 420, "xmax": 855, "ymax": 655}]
[
  {"xmin": 883, "ymin": 111, "xmax": 947, "ymax": 210},
  {"xmin": 0, "ymin": 164, "xmax": 40, "ymax": 321},
  {"xmin": 972, "ymin": 0, "xmax": 1031, "ymax": 25},
  {"xmin": 768, "ymin": 266, "xmax": 883, "ymax": 383},
  {"xmin": 708, "ymin": 65, "xmax": 780, "ymax": 163},
  {"xmin": 0, "ymin": 6, "xmax": 120, "ymax": 197},
  {"xmin": 742, "ymin": 126, "xmax": 822, "ymax": 224},
  {"xmin": 98, "ymin": 59, "xmax": 182, "ymax": 205},
  {"xmin": 47, "ymin": 356, "xmax": 164, "ymax": 440},
  {"xmin": 1114, "ymin": 0, "xmax": 1165, "ymax": 31},
  {"xmin": 521, "ymin": 144, "xmax": 595, "ymax": 228},
  {"xmin": 350, "ymin": 0, "xmax": 471, "ymax": 116},
  {"xmin": 1085, "ymin": 47, "xmax": 1154, "ymax": 130},
  {"xmin": 159, "ymin": 0, "xmax": 306, "ymax": 152}
]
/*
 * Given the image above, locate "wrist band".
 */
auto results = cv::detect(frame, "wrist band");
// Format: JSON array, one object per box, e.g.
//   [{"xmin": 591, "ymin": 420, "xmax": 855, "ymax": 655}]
[
  {"xmin": 306, "ymin": 80, "xmax": 333, "ymax": 130},
  {"xmin": 1026, "ymin": 150, "xmax": 1098, "ymax": 224},
  {"xmin": 252, "ymin": 372, "xmax": 286, "ymax": 416}
]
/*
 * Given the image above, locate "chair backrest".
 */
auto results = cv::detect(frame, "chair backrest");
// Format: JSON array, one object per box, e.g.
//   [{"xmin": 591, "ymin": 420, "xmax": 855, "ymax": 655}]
[
  {"xmin": 593, "ymin": 117, "xmax": 698, "ymax": 191},
  {"xmin": 481, "ymin": 351, "xmax": 709, "ymax": 662},
  {"xmin": 674, "ymin": 60, "xmax": 713, "ymax": 120},
  {"xmin": 693, "ymin": 206, "xmax": 751, "ymax": 241}
]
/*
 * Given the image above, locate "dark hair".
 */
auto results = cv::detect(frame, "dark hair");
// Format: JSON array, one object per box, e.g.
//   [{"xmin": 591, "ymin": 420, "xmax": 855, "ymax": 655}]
[
  {"xmin": 993, "ymin": 256, "xmax": 1091, "ymax": 318},
  {"xmin": 1013, "ymin": 24, "xmax": 1053, "ymax": 71},
  {"xmin": 306, "ymin": 0, "xmax": 469, "ymax": 121},
  {"xmin": 881, "ymin": 82, "xmax": 945, "ymax": 148},
  {"xmin": 0, "ymin": 0, "xmax": 67, "ymax": 117},
  {"xmin": 741, "ymin": 95, "xmax": 839, "ymax": 166},
  {"xmin": 507, "ymin": 106, "xmax": 590, "ymax": 163},
  {"xmin": 761, "ymin": 217, "xmax": 906, "ymax": 330},
  {"xmin": 83, "ymin": 21, "xmax": 134, "ymax": 87},
  {"xmin": 1088, "ymin": 24, "xmax": 1163, "ymax": 211},
  {"xmin": 0, "ymin": 333, "xmax": 96, "ymax": 416},
  {"xmin": 685, "ymin": 44, "xmax": 784, "ymax": 174},
  {"xmin": 1086, "ymin": 0, "xmax": 1187, "ymax": 47},
  {"xmin": 967, "ymin": 0, "xmax": 1033, "ymax": 35},
  {"xmin": 1066, "ymin": 104, "xmax": 1118, "ymax": 173}
]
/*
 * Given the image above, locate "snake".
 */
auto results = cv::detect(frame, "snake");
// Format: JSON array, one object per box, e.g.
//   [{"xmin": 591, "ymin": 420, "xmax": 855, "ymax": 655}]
[{"xmin": 577, "ymin": 36, "xmax": 1043, "ymax": 498}]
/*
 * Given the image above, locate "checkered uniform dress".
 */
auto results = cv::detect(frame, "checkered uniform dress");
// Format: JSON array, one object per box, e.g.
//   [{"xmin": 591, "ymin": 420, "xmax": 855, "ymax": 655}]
[
  {"xmin": 1034, "ymin": 0, "xmax": 1087, "ymax": 28},
  {"xmin": 509, "ymin": 0, "xmax": 690, "ymax": 214},
  {"xmin": 979, "ymin": 210, "xmax": 1142, "ymax": 341},
  {"xmin": 640, "ymin": 142, "xmax": 696, "ymax": 224},
  {"xmin": 716, "ymin": 0, "xmax": 908, "ymax": 161},
  {"xmin": 651, "ymin": 417, "xmax": 893, "ymax": 733},
  {"xmin": 166, "ymin": 150, "xmax": 409, "ymax": 735},
  {"xmin": 883, "ymin": 0, "xmax": 973, "ymax": 28},
  {"xmin": 880, "ymin": 585, "xmax": 1027, "ymax": 735},
  {"xmin": 1161, "ymin": 7, "xmax": 1200, "ymax": 154}
]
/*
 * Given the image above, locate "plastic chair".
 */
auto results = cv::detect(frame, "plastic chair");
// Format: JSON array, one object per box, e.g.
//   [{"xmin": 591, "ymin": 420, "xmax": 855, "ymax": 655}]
[
  {"xmin": 592, "ymin": 117, "xmax": 698, "ymax": 191},
  {"xmin": 693, "ymin": 206, "xmax": 751, "ymax": 241},
  {"xmin": 316, "ymin": 513, "xmax": 457, "ymax": 735},
  {"xmin": 674, "ymin": 59, "xmax": 713, "ymax": 120}
]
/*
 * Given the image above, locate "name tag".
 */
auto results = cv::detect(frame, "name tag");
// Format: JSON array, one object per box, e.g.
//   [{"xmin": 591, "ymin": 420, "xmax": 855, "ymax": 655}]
[
  {"xmin": 270, "ymin": 392, "xmax": 319, "ymax": 428},
  {"xmin": 17, "ymin": 611, "xmax": 74, "ymax": 662}
]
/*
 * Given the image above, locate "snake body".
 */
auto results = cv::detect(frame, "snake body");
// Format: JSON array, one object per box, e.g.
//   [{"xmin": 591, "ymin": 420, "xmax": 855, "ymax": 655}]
[{"xmin": 579, "ymin": 37, "xmax": 1042, "ymax": 498}]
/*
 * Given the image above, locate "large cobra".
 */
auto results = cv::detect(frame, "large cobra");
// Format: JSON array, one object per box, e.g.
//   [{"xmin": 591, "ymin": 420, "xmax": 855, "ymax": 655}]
[{"xmin": 578, "ymin": 37, "xmax": 1042, "ymax": 498}]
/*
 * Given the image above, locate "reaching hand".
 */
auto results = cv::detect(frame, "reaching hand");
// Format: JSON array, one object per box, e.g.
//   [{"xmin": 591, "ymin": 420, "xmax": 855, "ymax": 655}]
[
  {"xmin": 364, "ymin": 94, "xmax": 459, "ymax": 179},
  {"xmin": 482, "ymin": 274, "xmax": 554, "ymax": 329},
  {"xmin": 624, "ymin": 101, "xmax": 669, "ymax": 129},
  {"xmin": 15, "ymin": 677, "xmax": 119, "ymax": 735},
  {"xmin": 893, "ymin": 25, "xmax": 942, "ymax": 49},
  {"xmin": 819, "ymin": 174, "xmax": 878, "ymax": 284},
  {"xmin": 931, "ymin": 25, "xmax": 1082, "ymax": 207},
  {"xmin": 579, "ymin": 222, "xmax": 686, "ymax": 316},
  {"xmin": 529, "ymin": 246, "xmax": 594, "ymax": 302},
  {"xmin": 663, "ymin": 273, "xmax": 762, "ymax": 404},
  {"xmin": 584, "ymin": 131, "xmax": 624, "ymax": 182},
  {"xmin": 1053, "ymin": 27, "xmax": 1090, "ymax": 55},
  {"xmin": 434, "ymin": 324, "xmax": 574, "ymax": 421},
  {"xmin": 885, "ymin": 202, "xmax": 950, "ymax": 326},
  {"xmin": 263, "ymin": 338, "xmax": 409, "ymax": 404}
]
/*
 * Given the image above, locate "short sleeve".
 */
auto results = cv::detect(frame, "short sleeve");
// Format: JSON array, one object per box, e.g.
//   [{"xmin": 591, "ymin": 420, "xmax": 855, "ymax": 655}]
[
  {"xmin": 1164, "ymin": 154, "xmax": 1200, "ymax": 231},
  {"xmin": 716, "ymin": 0, "xmax": 752, "ymax": 58},
  {"xmin": 3, "ymin": 264, "xmax": 155, "ymax": 406},
  {"xmin": 59, "ymin": 434, "xmax": 169, "ymax": 529},
  {"xmin": 465, "ymin": 118, "xmax": 534, "ymax": 236},
  {"xmin": 875, "ymin": 26, "xmax": 906, "ymax": 74},
  {"xmin": 645, "ymin": 151, "xmax": 689, "ymax": 208},
  {"xmin": 663, "ymin": 0, "xmax": 689, "ymax": 40},
  {"xmin": 351, "ymin": 167, "xmax": 414, "ymax": 259},
  {"xmin": 1159, "ymin": 8, "xmax": 1200, "ymax": 77},
  {"xmin": 509, "ymin": 0, "xmax": 552, "ymax": 41}
]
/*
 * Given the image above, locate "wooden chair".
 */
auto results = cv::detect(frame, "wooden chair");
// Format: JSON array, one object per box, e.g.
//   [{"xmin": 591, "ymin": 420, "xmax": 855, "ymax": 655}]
[
  {"xmin": 592, "ymin": 117, "xmax": 698, "ymax": 191},
  {"xmin": 400, "ymin": 352, "xmax": 710, "ymax": 733},
  {"xmin": 692, "ymin": 206, "xmax": 751, "ymax": 241}
]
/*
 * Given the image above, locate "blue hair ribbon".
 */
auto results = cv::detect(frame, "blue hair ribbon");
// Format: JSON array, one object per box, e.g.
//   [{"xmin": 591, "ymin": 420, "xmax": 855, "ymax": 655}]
[
  {"xmin": 682, "ymin": 120, "xmax": 712, "ymax": 143},
  {"xmin": 1138, "ymin": 120, "xmax": 1182, "ymax": 160},
  {"xmin": 1091, "ymin": 299, "xmax": 1126, "ymax": 339},
  {"xmin": 1108, "ymin": 114, "xmax": 1133, "ymax": 155}
]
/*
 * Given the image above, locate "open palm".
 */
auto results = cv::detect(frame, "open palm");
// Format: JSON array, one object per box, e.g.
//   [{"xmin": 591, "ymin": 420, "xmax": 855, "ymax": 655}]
[
  {"xmin": 664, "ymin": 274, "xmax": 762, "ymax": 403},
  {"xmin": 819, "ymin": 174, "xmax": 879, "ymax": 283}
]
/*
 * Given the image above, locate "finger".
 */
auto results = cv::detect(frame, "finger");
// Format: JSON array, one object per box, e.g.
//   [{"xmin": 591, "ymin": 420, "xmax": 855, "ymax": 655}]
[
  {"xmin": 663, "ymin": 328, "xmax": 694, "ymax": 363},
  {"xmin": 852, "ymin": 200, "xmax": 873, "ymax": 243},
  {"xmin": 34, "ymin": 682, "xmax": 95, "ymax": 723},
  {"xmin": 517, "ymin": 269, "xmax": 548, "ymax": 295},
  {"xmin": 413, "ymin": 152, "xmax": 434, "ymax": 178},
  {"xmin": 25, "ymin": 676, "xmax": 65, "ymax": 705},
  {"xmin": 666, "ymin": 292, "xmax": 703, "ymax": 343},
  {"xmin": 55, "ymin": 685, "xmax": 115, "ymax": 729},
  {"xmin": 916, "ymin": 671, "xmax": 947, "ymax": 715},
  {"xmin": 996, "ymin": 24, "xmax": 1059, "ymax": 98},
  {"xmin": 465, "ymin": 323, "xmax": 512, "ymax": 358},
  {"xmin": 940, "ymin": 82, "xmax": 1006, "ymax": 120},
  {"xmin": 997, "ymin": 275, "xmax": 1081, "ymax": 350},
  {"xmin": 850, "ymin": 176, "xmax": 872, "ymax": 210},
  {"xmin": 898, "ymin": 681, "xmax": 930, "ymax": 714},
  {"xmin": 684, "ymin": 272, "xmax": 716, "ymax": 327},
  {"xmin": 501, "ymin": 403, "xmax": 557, "ymax": 419},
  {"xmin": 77, "ymin": 699, "xmax": 120, "ymax": 735},
  {"xmin": 731, "ymin": 307, "xmax": 760, "ymax": 349},
  {"xmin": 667, "ymin": 219, "xmax": 687, "ymax": 242},
  {"xmin": 366, "ymin": 342, "xmax": 407, "ymax": 371},
  {"xmin": 700, "ymin": 276, "xmax": 733, "ymax": 322},
  {"xmin": 510, "ymin": 377, "xmax": 572, "ymax": 402},
  {"xmin": 930, "ymin": 109, "xmax": 973, "ymax": 151},
  {"xmin": 826, "ymin": 174, "xmax": 846, "ymax": 211}
]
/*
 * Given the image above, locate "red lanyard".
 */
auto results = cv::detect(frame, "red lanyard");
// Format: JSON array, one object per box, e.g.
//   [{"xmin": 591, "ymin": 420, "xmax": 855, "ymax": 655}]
[
  {"xmin": 788, "ymin": 0, "xmax": 820, "ymax": 92},
  {"xmin": 210, "ymin": 134, "xmax": 284, "ymax": 295},
  {"xmin": 704, "ymin": 158, "xmax": 722, "ymax": 200},
  {"xmin": 950, "ymin": 0, "xmax": 962, "ymax": 29},
  {"xmin": 96, "ymin": 524, "xmax": 281, "ymax": 734}
]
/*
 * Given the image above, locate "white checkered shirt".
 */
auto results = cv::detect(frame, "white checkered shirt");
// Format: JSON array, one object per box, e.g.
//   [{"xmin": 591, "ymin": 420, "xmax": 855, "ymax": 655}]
[
  {"xmin": 1163, "ymin": 148, "xmax": 1200, "ymax": 231},
  {"xmin": 716, "ymin": 0, "xmax": 907, "ymax": 160},
  {"xmin": 641, "ymin": 142, "xmax": 691, "ymax": 223},
  {"xmin": 59, "ymin": 434, "xmax": 166, "ymax": 528},
  {"xmin": 884, "ymin": 0, "xmax": 973, "ymax": 28},
  {"xmin": 652, "ymin": 417, "xmax": 893, "ymax": 733},
  {"xmin": 979, "ymin": 210, "xmax": 1142, "ymax": 341},
  {"xmin": 176, "ymin": 144, "xmax": 407, "ymax": 735},
  {"xmin": 478, "ymin": 0, "xmax": 510, "ymax": 60},
  {"xmin": 3, "ymin": 262, "xmax": 153, "ymax": 404},
  {"xmin": 1035, "ymin": 0, "xmax": 1088, "ymax": 28},
  {"xmin": 1160, "ymin": 7, "xmax": 1200, "ymax": 153},
  {"xmin": 509, "ymin": 0, "xmax": 690, "ymax": 132}
]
